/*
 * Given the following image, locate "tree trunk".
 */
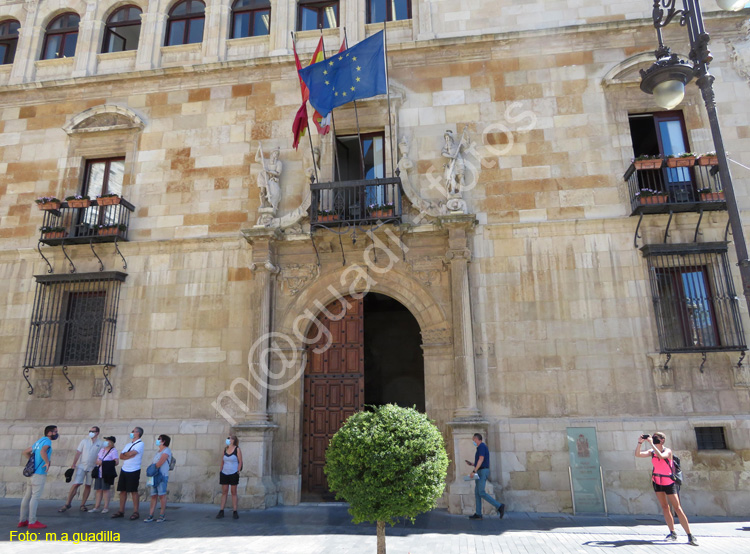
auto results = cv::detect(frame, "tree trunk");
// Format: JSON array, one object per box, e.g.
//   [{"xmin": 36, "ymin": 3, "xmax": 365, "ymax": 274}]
[{"xmin": 376, "ymin": 520, "xmax": 386, "ymax": 554}]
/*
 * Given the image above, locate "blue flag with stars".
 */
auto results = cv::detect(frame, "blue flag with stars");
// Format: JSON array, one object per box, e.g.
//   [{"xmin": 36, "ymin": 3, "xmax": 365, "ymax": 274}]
[{"xmin": 298, "ymin": 31, "xmax": 387, "ymax": 118}]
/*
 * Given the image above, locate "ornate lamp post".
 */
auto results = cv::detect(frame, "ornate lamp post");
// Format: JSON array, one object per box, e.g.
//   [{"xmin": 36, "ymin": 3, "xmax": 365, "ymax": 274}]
[{"xmin": 639, "ymin": 0, "xmax": 750, "ymax": 313}]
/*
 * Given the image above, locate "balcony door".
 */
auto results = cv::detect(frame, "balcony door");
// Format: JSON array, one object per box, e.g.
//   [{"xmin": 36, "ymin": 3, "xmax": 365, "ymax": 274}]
[{"xmin": 81, "ymin": 158, "xmax": 125, "ymax": 230}]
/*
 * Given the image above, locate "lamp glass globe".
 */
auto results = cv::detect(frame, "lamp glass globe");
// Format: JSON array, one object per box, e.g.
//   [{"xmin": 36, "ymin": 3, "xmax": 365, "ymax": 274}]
[
  {"xmin": 653, "ymin": 79, "xmax": 685, "ymax": 110},
  {"xmin": 716, "ymin": 0, "xmax": 746, "ymax": 11}
]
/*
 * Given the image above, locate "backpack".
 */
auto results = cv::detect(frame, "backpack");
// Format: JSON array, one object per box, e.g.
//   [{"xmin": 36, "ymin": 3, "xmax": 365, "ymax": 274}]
[
  {"xmin": 22, "ymin": 441, "xmax": 39, "ymax": 477},
  {"xmin": 168, "ymin": 455, "xmax": 176, "ymax": 471},
  {"xmin": 671, "ymin": 455, "xmax": 683, "ymax": 486}
]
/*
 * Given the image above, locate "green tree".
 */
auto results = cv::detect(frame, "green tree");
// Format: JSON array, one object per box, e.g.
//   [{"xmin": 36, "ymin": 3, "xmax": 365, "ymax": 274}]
[{"xmin": 325, "ymin": 404, "xmax": 449, "ymax": 554}]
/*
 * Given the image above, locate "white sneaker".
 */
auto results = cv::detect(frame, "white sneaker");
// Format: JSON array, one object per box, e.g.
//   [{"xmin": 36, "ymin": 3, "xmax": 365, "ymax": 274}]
[
  {"xmin": 101, "ymin": 508, "xmax": 109, "ymax": 514},
  {"xmin": 89, "ymin": 508, "xmax": 100, "ymax": 513}
]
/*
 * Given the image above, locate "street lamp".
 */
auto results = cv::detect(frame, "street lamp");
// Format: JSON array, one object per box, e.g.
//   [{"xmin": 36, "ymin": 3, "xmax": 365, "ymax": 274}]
[{"xmin": 639, "ymin": 0, "xmax": 750, "ymax": 314}]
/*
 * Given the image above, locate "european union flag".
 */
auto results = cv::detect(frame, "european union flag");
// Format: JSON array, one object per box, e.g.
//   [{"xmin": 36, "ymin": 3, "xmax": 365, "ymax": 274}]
[{"xmin": 298, "ymin": 31, "xmax": 387, "ymax": 118}]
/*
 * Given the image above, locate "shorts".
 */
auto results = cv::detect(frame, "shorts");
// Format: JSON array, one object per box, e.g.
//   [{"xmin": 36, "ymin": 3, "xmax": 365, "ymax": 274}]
[
  {"xmin": 72, "ymin": 466, "xmax": 93, "ymax": 487},
  {"xmin": 220, "ymin": 472, "xmax": 239, "ymax": 486},
  {"xmin": 116, "ymin": 470, "xmax": 141, "ymax": 493},
  {"xmin": 149, "ymin": 476, "xmax": 168, "ymax": 496},
  {"xmin": 94, "ymin": 477, "xmax": 111, "ymax": 491},
  {"xmin": 653, "ymin": 481, "xmax": 679, "ymax": 495}
]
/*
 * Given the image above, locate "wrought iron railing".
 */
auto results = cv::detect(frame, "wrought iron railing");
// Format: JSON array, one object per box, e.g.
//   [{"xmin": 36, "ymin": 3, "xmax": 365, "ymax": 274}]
[
  {"xmin": 310, "ymin": 177, "xmax": 402, "ymax": 227},
  {"xmin": 38, "ymin": 198, "xmax": 135, "ymax": 245},
  {"xmin": 624, "ymin": 159, "xmax": 724, "ymax": 214}
]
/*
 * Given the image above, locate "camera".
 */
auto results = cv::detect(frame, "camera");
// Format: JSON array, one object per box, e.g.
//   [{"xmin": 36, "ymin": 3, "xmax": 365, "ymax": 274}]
[{"xmin": 641, "ymin": 434, "xmax": 650, "ymax": 439}]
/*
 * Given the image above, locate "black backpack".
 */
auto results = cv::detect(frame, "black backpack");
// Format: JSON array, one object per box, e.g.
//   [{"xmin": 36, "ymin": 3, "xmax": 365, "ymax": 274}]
[
  {"xmin": 671, "ymin": 455, "xmax": 683, "ymax": 486},
  {"xmin": 22, "ymin": 442, "xmax": 39, "ymax": 477}
]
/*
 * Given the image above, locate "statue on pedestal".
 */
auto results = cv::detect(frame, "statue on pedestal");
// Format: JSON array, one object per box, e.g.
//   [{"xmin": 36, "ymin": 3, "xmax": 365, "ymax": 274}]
[
  {"xmin": 255, "ymin": 144, "xmax": 282, "ymax": 226},
  {"xmin": 442, "ymin": 129, "xmax": 469, "ymax": 213}
]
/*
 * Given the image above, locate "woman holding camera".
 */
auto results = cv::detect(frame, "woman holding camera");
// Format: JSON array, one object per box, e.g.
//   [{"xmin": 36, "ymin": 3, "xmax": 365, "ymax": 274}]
[{"xmin": 635, "ymin": 432, "xmax": 697, "ymax": 546}]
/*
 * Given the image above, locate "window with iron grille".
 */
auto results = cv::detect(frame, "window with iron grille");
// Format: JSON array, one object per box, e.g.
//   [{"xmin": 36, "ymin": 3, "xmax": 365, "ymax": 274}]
[
  {"xmin": 641, "ymin": 243, "xmax": 746, "ymax": 353},
  {"xmin": 695, "ymin": 426, "xmax": 727, "ymax": 450},
  {"xmin": 24, "ymin": 272, "xmax": 126, "ymax": 369}
]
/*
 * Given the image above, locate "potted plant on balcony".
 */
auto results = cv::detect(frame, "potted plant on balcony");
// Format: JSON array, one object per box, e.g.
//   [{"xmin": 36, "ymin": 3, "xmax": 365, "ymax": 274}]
[
  {"xmin": 666, "ymin": 152, "xmax": 696, "ymax": 168},
  {"xmin": 65, "ymin": 194, "xmax": 91, "ymax": 208},
  {"xmin": 96, "ymin": 223, "xmax": 127, "ymax": 236},
  {"xmin": 697, "ymin": 151, "xmax": 719, "ymax": 166},
  {"xmin": 368, "ymin": 202, "xmax": 395, "ymax": 219},
  {"xmin": 317, "ymin": 209, "xmax": 340, "ymax": 223},
  {"xmin": 95, "ymin": 193, "xmax": 121, "ymax": 206},
  {"xmin": 40, "ymin": 225, "xmax": 66, "ymax": 239},
  {"xmin": 632, "ymin": 154, "xmax": 662, "ymax": 170},
  {"xmin": 635, "ymin": 188, "xmax": 669, "ymax": 205},
  {"xmin": 35, "ymin": 196, "xmax": 61, "ymax": 211},
  {"xmin": 698, "ymin": 187, "xmax": 725, "ymax": 202}
]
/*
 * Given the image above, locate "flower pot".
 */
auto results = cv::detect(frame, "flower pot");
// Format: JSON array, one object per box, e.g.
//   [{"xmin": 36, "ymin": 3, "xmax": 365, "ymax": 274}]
[
  {"xmin": 666, "ymin": 157, "xmax": 695, "ymax": 168},
  {"xmin": 42, "ymin": 231, "xmax": 66, "ymax": 239},
  {"xmin": 318, "ymin": 215, "xmax": 340, "ymax": 223},
  {"xmin": 67, "ymin": 199, "xmax": 91, "ymax": 208},
  {"xmin": 37, "ymin": 202, "xmax": 61, "ymax": 211},
  {"xmin": 634, "ymin": 160, "xmax": 662, "ymax": 170},
  {"xmin": 697, "ymin": 156, "xmax": 718, "ymax": 166},
  {"xmin": 700, "ymin": 192, "xmax": 725, "ymax": 202},
  {"xmin": 96, "ymin": 196, "xmax": 121, "ymax": 206},
  {"xmin": 370, "ymin": 210, "xmax": 393, "ymax": 219},
  {"xmin": 639, "ymin": 194, "xmax": 669, "ymax": 205},
  {"xmin": 96, "ymin": 227, "xmax": 121, "ymax": 236}
]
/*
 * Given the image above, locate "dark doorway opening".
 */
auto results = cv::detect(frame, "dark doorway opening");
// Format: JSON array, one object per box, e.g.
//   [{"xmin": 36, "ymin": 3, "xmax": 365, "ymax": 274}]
[{"xmin": 363, "ymin": 292, "xmax": 425, "ymax": 412}]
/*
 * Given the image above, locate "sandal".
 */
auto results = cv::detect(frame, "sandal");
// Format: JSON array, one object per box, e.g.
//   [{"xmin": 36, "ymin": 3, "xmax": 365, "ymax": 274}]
[
  {"xmin": 58, "ymin": 504, "xmax": 71, "ymax": 513},
  {"xmin": 129, "ymin": 512, "xmax": 140, "ymax": 520},
  {"xmin": 111, "ymin": 511, "xmax": 124, "ymax": 518},
  {"xmin": 79, "ymin": 505, "xmax": 88, "ymax": 512}
]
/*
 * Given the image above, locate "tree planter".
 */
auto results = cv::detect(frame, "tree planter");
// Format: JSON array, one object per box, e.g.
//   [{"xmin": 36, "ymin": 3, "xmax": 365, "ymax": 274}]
[
  {"xmin": 318, "ymin": 214, "xmax": 340, "ymax": 223},
  {"xmin": 697, "ymin": 156, "xmax": 719, "ymax": 166},
  {"xmin": 42, "ymin": 231, "xmax": 66, "ymax": 239},
  {"xmin": 37, "ymin": 202, "xmax": 61, "ymax": 211},
  {"xmin": 96, "ymin": 227, "xmax": 121, "ymax": 236},
  {"xmin": 700, "ymin": 192, "xmax": 725, "ymax": 202},
  {"xmin": 666, "ymin": 157, "xmax": 695, "ymax": 168},
  {"xmin": 96, "ymin": 196, "xmax": 121, "ymax": 206},
  {"xmin": 67, "ymin": 199, "xmax": 91, "ymax": 208},
  {"xmin": 369, "ymin": 210, "xmax": 393, "ymax": 219},
  {"xmin": 634, "ymin": 160, "xmax": 662, "ymax": 170},
  {"xmin": 639, "ymin": 195, "xmax": 669, "ymax": 205}
]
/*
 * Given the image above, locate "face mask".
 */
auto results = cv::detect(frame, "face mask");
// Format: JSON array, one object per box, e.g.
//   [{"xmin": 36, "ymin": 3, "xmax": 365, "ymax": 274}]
[
  {"xmin": 155, "ymin": 439, "xmax": 161, "ymax": 446},
  {"xmin": 130, "ymin": 432, "xmax": 135, "ymax": 439},
  {"xmin": 51, "ymin": 433, "xmax": 59, "ymax": 440},
  {"xmin": 226, "ymin": 439, "xmax": 232, "ymax": 446},
  {"xmin": 89, "ymin": 432, "xmax": 96, "ymax": 438}
]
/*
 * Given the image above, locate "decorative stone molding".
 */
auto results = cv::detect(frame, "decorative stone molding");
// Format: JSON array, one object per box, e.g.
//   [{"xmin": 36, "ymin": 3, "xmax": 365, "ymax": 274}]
[
  {"xmin": 407, "ymin": 255, "xmax": 446, "ymax": 287},
  {"xmin": 421, "ymin": 325, "xmax": 452, "ymax": 345},
  {"xmin": 398, "ymin": 136, "xmax": 445, "ymax": 218},
  {"xmin": 280, "ymin": 263, "xmax": 320, "ymax": 295},
  {"xmin": 63, "ymin": 104, "xmax": 146, "ymax": 135}
]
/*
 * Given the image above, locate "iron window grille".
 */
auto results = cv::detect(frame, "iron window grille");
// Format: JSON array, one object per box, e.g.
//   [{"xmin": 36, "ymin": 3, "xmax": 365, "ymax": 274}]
[
  {"xmin": 366, "ymin": 0, "xmax": 412, "ymax": 24},
  {"xmin": 231, "ymin": 0, "xmax": 271, "ymax": 38},
  {"xmin": 165, "ymin": 0, "xmax": 205, "ymax": 46},
  {"xmin": 42, "ymin": 13, "xmax": 79, "ymax": 60},
  {"xmin": 695, "ymin": 426, "xmax": 727, "ymax": 450},
  {"xmin": 297, "ymin": 1, "xmax": 339, "ymax": 31},
  {"xmin": 642, "ymin": 242, "xmax": 746, "ymax": 354},
  {"xmin": 0, "ymin": 19, "xmax": 20, "ymax": 65},
  {"xmin": 102, "ymin": 5, "xmax": 142, "ymax": 53},
  {"xmin": 24, "ymin": 271, "xmax": 126, "ymax": 373}
]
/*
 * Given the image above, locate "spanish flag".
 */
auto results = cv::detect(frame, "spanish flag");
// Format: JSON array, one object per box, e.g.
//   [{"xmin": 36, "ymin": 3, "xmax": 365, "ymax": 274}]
[{"xmin": 293, "ymin": 38, "xmax": 331, "ymax": 141}]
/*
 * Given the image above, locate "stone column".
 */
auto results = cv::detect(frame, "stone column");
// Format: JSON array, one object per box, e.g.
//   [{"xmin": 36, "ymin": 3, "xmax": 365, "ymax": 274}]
[
  {"xmin": 72, "ymin": 3, "xmax": 102, "ymax": 78},
  {"xmin": 9, "ymin": 25, "xmax": 42, "ymax": 84},
  {"xmin": 269, "ymin": 0, "xmax": 291, "ymax": 56},
  {"xmin": 136, "ymin": 2, "xmax": 165, "ymax": 71},
  {"xmin": 202, "ymin": 1, "xmax": 230, "ymax": 63},
  {"xmin": 232, "ymin": 421, "xmax": 278, "ymax": 509}
]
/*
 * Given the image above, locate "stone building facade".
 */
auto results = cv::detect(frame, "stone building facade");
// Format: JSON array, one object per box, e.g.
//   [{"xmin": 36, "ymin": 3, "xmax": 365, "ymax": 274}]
[{"xmin": 1, "ymin": 0, "xmax": 749, "ymax": 516}]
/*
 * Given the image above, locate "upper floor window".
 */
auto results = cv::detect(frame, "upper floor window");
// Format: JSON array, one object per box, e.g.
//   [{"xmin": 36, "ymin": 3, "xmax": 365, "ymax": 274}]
[
  {"xmin": 297, "ymin": 1, "xmax": 339, "ymax": 31},
  {"xmin": 232, "ymin": 0, "xmax": 271, "ymax": 38},
  {"xmin": 42, "ymin": 13, "xmax": 80, "ymax": 60},
  {"xmin": 103, "ymin": 6, "xmax": 142, "ymax": 53},
  {"xmin": 366, "ymin": 0, "xmax": 411, "ymax": 24},
  {"xmin": 0, "ymin": 19, "xmax": 20, "ymax": 65},
  {"xmin": 166, "ymin": 0, "xmax": 205, "ymax": 46}
]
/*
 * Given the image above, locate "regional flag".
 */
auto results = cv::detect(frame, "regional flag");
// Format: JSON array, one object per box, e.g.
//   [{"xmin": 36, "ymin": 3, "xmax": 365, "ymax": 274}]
[{"xmin": 299, "ymin": 31, "xmax": 387, "ymax": 118}]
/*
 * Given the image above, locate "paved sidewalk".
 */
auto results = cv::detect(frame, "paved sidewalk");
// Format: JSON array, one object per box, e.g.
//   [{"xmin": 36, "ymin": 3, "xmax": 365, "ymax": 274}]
[{"xmin": 2, "ymin": 499, "xmax": 749, "ymax": 553}]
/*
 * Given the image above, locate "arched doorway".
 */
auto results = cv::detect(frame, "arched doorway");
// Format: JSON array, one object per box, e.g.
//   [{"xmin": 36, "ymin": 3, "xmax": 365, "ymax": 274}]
[{"xmin": 300, "ymin": 293, "xmax": 425, "ymax": 500}]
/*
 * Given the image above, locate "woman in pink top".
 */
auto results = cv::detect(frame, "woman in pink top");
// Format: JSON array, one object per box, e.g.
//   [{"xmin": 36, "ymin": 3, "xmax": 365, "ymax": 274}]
[{"xmin": 635, "ymin": 432, "xmax": 696, "ymax": 546}]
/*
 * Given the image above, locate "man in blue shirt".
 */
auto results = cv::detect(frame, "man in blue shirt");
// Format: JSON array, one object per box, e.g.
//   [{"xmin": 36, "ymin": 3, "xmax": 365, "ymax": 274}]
[
  {"xmin": 19, "ymin": 425, "xmax": 57, "ymax": 529},
  {"xmin": 465, "ymin": 433, "xmax": 505, "ymax": 519}
]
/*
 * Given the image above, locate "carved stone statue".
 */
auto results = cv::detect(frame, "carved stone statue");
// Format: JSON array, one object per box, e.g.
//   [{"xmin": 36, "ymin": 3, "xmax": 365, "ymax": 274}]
[
  {"xmin": 305, "ymin": 146, "xmax": 321, "ymax": 183},
  {"xmin": 442, "ymin": 130, "xmax": 466, "ymax": 196},
  {"xmin": 255, "ymin": 145, "xmax": 282, "ymax": 214}
]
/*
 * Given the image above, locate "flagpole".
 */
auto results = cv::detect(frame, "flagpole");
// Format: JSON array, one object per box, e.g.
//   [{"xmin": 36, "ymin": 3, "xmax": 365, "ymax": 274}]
[
  {"xmin": 291, "ymin": 31, "xmax": 319, "ymax": 185},
  {"xmin": 343, "ymin": 27, "xmax": 366, "ymax": 180},
  {"xmin": 320, "ymin": 29, "xmax": 342, "ymax": 183},
  {"xmin": 383, "ymin": 21, "xmax": 395, "ymax": 179}
]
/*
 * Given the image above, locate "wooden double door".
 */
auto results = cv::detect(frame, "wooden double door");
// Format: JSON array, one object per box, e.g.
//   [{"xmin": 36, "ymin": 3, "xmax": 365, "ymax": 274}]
[{"xmin": 301, "ymin": 296, "xmax": 364, "ymax": 499}]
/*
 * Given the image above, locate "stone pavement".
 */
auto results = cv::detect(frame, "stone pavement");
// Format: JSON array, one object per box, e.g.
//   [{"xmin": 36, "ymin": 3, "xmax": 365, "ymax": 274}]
[{"xmin": 1, "ymin": 498, "xmax": 749, "ymax": 553}]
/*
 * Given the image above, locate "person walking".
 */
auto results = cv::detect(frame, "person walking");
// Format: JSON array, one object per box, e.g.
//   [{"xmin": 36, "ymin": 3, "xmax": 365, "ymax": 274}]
[
  {"xmin": 635, "ymin": 432, "xmax": 698, "ymax": 546},
  {"xmin": 465, "ymin": 433, "xmax": 505, "ymax": 520},
  {"xmin": 19, "ymin": 425, "xmax": 58, "ymax": 529},
  {"xmin": 144, "ymin": 435, "xmax": 172, "ymax": 523},
  {"xmin": 112, "ymin": 426, "xmax": 144, "ymax": 520},
  {"xmin": 216, "ymin": 435, "xmax": 243, "ymax": 520},
  {"xmin": 91, "ymin": 436, "xmax": 118, "ymax": 513},
  {"xmin": 59, "ymin": 425, "xmax": 105, "ymax": 512}
]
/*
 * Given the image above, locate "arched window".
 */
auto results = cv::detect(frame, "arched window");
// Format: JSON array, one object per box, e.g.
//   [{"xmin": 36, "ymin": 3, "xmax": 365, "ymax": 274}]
[
  {"xmin": 297, "ymin": 1, "xmax": 339, "ymax": 31},
  {"xmin": 231, "ymin": 0, "xmax": 271, "ymax": 39},
  {"xmin": 42, "ymin": 13, "xmax": 80, "ymax": 60},
  {"xmin": 103, "ymin": 5, "xmax": 142, "ymax": 53},
  {"xmin": 0, "ymin": 19, "xmax": 20, "ymax": 65},
  {"xmin": 165, "ymin": 0, "xmax": 205, "ymax": 46}
]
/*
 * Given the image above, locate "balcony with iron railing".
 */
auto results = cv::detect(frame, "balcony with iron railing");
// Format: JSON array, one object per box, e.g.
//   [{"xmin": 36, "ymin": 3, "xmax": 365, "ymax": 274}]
[
  {"xmin": 309, "ymin": 177, "xmax": 403, "ymax": 228},
  {"xmin": 624, "ymin": 155, "xmax": 726, "ymax": 215},
  {"xmin": 37, "ymin": 196, "xmax": 135, "ymax": 245}
]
